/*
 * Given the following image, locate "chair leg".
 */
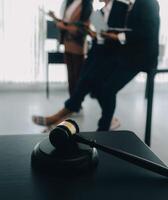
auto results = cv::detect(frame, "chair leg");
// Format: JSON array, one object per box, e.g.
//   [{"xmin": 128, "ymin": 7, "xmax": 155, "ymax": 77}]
[
  {"xmin": 46, "ymin": 63, "xmax": 49, "ymax": 99},
  {"xmin": 145, "ymin": 74, "xmax": 150, "ymax": 99},
  {"xmin": 145, "ymin": 71, "xmax": 155, "ymax": 146}
]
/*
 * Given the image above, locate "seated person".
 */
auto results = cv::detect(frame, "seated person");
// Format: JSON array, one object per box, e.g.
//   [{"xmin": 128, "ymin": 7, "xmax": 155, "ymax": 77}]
[{"xmin": 33, "ymin": 0, "xmax": 160, "ymax": 131}]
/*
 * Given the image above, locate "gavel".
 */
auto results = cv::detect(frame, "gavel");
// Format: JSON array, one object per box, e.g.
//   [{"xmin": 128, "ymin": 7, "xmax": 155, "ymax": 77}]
[{"xmin": 48, "ymin": 119, "xmax": 168, "ymax": 177}]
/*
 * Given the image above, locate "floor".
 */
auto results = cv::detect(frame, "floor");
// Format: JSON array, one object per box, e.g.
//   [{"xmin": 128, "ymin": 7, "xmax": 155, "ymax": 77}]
[{"xmin": 0, "ymin": 80, "xmax": 168, "ymax": 165}]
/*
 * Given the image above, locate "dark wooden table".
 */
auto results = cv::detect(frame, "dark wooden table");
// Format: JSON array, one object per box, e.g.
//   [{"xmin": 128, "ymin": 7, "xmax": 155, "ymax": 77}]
[{"xmin": 0, "ymin": 131, "xmax": 168, "ymax": 200}]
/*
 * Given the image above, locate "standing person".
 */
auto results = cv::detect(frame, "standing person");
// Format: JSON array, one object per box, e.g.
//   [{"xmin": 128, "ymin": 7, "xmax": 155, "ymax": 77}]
[
  {"xmin": 52, "ymin": 0, "xmax": 93, "ymax": 97},
  {"xmin": 33, "ymin": 0, "xmax": 160, "ymax": 131}
]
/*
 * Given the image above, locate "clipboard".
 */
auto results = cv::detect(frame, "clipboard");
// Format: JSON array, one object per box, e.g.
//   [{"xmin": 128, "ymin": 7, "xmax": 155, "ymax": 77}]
[{"xmin": 107, "ymin": 27, "xmax": 132, "ymax": 33}]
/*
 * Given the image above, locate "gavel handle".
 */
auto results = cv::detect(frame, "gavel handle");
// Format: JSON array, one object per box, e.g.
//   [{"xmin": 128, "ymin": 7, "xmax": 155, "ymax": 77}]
[{"xmin": 73, "ymin": 134, "xmax": 168, "ymax": 177}]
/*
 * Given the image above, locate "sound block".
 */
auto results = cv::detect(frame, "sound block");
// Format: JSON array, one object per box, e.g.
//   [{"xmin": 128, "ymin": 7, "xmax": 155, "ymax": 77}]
[{"xmin": 31, "ymin": 138, "xmax": 99, "ymax": 175}]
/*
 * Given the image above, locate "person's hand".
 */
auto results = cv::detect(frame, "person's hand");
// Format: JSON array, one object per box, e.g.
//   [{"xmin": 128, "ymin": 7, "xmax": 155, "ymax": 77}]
[
  {"xmin": 48, "ymin": 10, "xmax": 55, "ymax": 19},
  {"xmin": 101, "ymin": 31, "xmax": 118, "ymax": 41},
  {"xmin": 87, "ymin": 28, "xmax": 97, "ymax": 38},
  {"xmin": 57, "ymin": 22, "xmax": 79, "ymax": 34},
  {"xmin": 56, "ymin": 21, "xmax": 67, "ymax": 30},
  {"xmin": 66, "ymin": 25, "xmax": 79, "ymax": 34}
]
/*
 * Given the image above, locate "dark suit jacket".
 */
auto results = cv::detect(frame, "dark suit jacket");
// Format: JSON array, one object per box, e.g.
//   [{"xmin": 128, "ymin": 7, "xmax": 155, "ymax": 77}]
[{"xmin": 106, "ymin": 0, "xmax": 160, "ymax": 72}]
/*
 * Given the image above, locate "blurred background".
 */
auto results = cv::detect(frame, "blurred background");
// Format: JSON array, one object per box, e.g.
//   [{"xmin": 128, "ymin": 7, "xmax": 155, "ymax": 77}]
[{"xmin": 0, "ymin": 0, "xmax": 168, "ymax": 83}]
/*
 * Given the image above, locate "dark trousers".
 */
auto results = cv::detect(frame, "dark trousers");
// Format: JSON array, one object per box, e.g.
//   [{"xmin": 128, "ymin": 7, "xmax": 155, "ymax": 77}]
[
  {"xmin": 96, "ymin": 66, "xmax": 139, "ymax": 131},
  {"xmin": 65, "ymin": 44, "xmax": 140, "ymax": 131},
  {"xmin": 64, "ymin": 52, "xmax": 85, "ymax": 97}
]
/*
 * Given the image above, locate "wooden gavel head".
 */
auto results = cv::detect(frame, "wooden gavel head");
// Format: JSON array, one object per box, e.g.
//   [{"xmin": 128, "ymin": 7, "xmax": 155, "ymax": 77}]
[{"xmin": 49, "ymin": 119, "xmax": 80, "ymax": 151}]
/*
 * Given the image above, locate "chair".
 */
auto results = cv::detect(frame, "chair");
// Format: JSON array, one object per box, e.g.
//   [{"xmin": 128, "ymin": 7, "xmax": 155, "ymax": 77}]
[
  {"xmin": 145, "ymin": 68, "xmax": 168, "ymax": 146},
  {"xmin": 46, "ymin": 20, "xmax": 64, "ymax": 98}
]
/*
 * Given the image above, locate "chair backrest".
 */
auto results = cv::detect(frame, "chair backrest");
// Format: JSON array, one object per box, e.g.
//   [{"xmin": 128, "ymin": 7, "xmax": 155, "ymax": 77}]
[
  {"xmin": 47, "ymin": 20, "xmax": 61, "ymax": 40},
  {"xmin": 46, "ymin": 20, "xmax": 64, "ymax": 64}
]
